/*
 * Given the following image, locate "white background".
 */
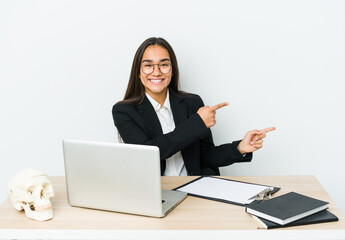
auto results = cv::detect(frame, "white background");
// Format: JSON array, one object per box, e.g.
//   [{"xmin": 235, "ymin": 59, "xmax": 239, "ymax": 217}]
[{"xmin": 1, "ymin": 0, "xmax": 344, "ymax": 215}]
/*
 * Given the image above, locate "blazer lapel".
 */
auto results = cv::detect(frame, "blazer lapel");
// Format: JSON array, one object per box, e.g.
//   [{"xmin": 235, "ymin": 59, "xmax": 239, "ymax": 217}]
[
  {"xmin": 137, "ymin": 97, "xmax": 163, "ymax": 136},
  {"xmin": 170, "ymin": 92, "xmax": 188, "ymax": 126}
]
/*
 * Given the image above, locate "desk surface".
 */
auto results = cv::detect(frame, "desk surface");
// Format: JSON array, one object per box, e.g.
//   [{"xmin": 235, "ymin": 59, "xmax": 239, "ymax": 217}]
[{"xmin": 1, "ymin": 176, "xmax": 345, "ymax": 239}]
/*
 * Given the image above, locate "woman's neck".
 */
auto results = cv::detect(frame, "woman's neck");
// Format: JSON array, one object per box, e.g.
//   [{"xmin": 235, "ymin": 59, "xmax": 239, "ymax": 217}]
[{"xmin": 146, "ymin": 89, "xmax": 168, "ymax": 106}]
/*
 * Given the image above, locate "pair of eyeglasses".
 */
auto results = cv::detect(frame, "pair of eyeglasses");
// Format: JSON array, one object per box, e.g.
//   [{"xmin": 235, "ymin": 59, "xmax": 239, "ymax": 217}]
[{"xmin": 141, "ymin": 62, "xmax": 172, "ymax": 75}]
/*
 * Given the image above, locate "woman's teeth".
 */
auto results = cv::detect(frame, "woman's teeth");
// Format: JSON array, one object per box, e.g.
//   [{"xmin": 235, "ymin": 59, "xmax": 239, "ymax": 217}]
[{"xmin": 150, "ymin": 79, "xmax": 163, "ymax": 83}]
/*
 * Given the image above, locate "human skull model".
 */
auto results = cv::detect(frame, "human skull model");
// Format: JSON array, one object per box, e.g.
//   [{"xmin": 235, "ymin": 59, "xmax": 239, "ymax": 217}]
[{"xmin": 8, "ymin": 169, "xmax": 54, "ymax": 221}]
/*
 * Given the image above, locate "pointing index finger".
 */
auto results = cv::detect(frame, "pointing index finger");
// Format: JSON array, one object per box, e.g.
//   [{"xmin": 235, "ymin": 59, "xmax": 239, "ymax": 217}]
[
  {"xmin": 260, "ymin": 127, "xmax": 276, "ymax": 134},
  {"xmin": 210, "ymin": 102, "xmax": 229, "ymax": 111}
]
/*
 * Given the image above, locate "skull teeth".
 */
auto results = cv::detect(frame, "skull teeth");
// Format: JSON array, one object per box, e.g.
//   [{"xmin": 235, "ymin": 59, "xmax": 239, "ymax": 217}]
[
  {"xmin": 26, "ymin": 203, "xmax": 52, "ymax": 212},
  {"xmin": 34, "ymin": 204, "xmax": 52, "ymax": 212}
]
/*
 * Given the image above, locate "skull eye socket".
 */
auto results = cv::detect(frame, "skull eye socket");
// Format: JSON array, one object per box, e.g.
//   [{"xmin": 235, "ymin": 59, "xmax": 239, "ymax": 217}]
[{"xmin": 40, "ymin": 189, "xmax": 45, "ymax": 199}]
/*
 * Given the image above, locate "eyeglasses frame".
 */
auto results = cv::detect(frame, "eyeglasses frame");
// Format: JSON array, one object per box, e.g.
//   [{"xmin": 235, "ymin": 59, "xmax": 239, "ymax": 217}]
[{"xmin": 140, "ymin": 62, "xmax": 173, "ymax": 75}]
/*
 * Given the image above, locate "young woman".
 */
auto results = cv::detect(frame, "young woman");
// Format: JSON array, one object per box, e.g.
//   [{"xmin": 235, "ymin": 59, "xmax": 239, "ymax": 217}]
[{"xmin": 112, "ymin": 37, "xmax": 275, "ymax": 176}]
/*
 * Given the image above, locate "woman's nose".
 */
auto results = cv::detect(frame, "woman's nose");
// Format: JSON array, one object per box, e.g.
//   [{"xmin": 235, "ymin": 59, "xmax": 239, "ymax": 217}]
[{"xmin": 151, "ymin": 65, "xmax": 162, "ymax": 75}]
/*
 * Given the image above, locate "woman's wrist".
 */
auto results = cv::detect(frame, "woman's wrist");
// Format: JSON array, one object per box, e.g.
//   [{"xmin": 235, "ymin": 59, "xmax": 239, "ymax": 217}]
[{"xmin": 237, "ymin": 141, "xmax": 247, "ymax": 155}]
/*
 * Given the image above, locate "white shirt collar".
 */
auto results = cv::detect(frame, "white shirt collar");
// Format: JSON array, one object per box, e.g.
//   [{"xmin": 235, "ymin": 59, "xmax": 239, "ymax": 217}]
[{"xmin": 145, "ymin": 90, "xmax": 171, "ymax": 112}]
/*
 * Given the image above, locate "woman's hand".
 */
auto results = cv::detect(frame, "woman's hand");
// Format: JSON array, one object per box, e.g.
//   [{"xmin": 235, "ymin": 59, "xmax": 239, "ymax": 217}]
[
  {"xmin": 197, "ymin": 102, "xmax": 229, "ymax": 128},
  {"xmin": 237, "ymin": 127, "xmax": 276, "ymax": 154}
]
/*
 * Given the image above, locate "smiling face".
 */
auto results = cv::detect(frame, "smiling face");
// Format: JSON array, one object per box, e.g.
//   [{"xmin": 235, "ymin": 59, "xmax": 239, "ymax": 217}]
[{"xmin": 139, "ymin": 45, "xmax": 172, "ymax": 105}]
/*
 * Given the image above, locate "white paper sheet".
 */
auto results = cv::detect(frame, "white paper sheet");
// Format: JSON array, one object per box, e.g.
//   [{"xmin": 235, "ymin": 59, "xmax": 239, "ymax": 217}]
[{"xmin": 176, "ymin": 177, "xmax": 272, "ymax": 205}]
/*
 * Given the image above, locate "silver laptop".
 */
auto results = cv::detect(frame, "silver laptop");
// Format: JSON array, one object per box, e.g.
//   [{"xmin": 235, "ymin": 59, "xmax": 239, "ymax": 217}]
[{"xmin": 62, "ymin": 139, "xmax": 187, "ymax": 217}]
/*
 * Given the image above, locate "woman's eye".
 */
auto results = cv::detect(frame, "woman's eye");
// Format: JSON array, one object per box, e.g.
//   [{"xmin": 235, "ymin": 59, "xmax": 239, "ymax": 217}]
[{"xmin": 144, "ymin": 64, "xmax": 153, "ymax": 68}]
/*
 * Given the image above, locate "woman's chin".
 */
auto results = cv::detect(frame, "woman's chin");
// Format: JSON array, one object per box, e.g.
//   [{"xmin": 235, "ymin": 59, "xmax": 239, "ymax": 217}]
[{"xmin": 146, "ymin": 87, "xmax": 168, "ymax": 96}]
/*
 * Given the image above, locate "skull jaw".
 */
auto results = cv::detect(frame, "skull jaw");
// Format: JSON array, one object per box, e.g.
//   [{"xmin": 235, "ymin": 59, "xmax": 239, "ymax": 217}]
[{"xmin": 22, "ymin": 203, "xmax": 53, "ymax": 221}]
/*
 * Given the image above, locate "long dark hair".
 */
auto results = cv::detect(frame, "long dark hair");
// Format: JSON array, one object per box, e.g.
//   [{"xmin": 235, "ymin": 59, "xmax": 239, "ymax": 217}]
[{"xmin": 121, "ymin": 37, "xmax": 183, "ymax": 105}]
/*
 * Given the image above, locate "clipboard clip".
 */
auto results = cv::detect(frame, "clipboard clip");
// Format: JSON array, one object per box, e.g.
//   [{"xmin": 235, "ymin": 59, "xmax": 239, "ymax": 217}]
[{"xmin": 248, "ymin": 187, "xmax": 274, "ymax": 201}]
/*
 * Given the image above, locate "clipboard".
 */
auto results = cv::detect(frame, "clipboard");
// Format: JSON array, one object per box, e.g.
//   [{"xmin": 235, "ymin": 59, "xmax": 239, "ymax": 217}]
[{"xmin": 174, "ymin": 176, "xmax": 280, "ymax": 206}]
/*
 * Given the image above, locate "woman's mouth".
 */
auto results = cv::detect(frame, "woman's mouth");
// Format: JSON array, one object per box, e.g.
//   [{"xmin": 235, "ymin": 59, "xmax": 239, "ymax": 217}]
[{"xmin": 149, "ymin": 78, "xmax": 164, "ymax": 83}]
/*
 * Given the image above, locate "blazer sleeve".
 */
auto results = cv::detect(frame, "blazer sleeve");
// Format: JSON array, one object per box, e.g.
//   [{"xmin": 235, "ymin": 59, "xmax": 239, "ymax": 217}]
[
  {"xmin": 190, "ymin": 97, "xmax": 253, "ymax": 168},
  {"xmin": 200, "ymin": 136, "xmax": 253, "ymax": 168},
  {"xmin": 112, "ymin": 102, "xmax": 210, "ymax": 161}
]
